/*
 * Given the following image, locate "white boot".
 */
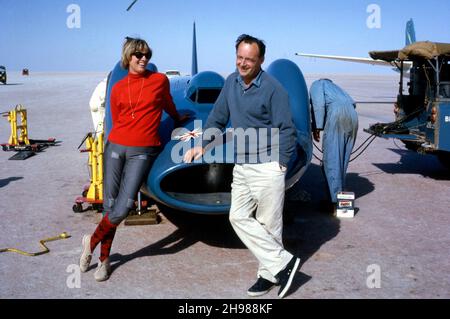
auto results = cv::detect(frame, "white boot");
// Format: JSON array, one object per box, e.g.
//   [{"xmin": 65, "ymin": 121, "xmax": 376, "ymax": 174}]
[
  {"xmin": 94, "ymin": 258, "xmax": 111, "ymax": 282},
  {"xmin": 79, "ymin": 234, "xmax": 92, "ymax": 273}
]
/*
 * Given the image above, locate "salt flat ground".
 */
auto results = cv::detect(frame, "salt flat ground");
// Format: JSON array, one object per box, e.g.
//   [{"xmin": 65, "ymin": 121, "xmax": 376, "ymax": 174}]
[{"xmin": 0, "ymin": 71, "xmax": 449, "ymax": 299}]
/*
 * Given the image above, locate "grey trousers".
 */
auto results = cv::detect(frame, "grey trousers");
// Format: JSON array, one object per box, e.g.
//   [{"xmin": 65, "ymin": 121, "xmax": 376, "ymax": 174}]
[{"xmin": 103, "ymin": 141, "xmax": 160, "ymax": 225}]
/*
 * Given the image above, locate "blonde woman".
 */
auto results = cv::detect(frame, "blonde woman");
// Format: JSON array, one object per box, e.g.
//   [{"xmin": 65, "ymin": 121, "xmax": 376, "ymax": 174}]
[{"xmin": 79, "ymin": 37, "xmax": 187, "ymax": 281}]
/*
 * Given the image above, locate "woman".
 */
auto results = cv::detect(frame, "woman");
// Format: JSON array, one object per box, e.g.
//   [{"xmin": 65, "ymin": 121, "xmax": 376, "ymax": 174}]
[{"xmin": 79, "ymin": 37, "xmax": 187, "ymax": 281}]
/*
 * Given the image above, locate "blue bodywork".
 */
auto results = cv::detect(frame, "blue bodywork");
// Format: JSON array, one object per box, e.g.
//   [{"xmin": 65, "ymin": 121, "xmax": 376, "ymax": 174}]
[
  {"xmin": 438, "ymin": 102, "xmax": 450, "ymax": 150},
  {"xmin": 105, "ymin": 59, "xmax": 311, "ymax": 215}
]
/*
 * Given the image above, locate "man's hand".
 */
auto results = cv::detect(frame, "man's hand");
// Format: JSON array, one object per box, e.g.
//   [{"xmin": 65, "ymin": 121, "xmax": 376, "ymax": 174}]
[
  {"xmin": 313, "ymin": 129, "xmax": 321, "ymax": 143},
  {"xmin": 183, "ymin": 146, "xmax": 205, "ymax": 163}
]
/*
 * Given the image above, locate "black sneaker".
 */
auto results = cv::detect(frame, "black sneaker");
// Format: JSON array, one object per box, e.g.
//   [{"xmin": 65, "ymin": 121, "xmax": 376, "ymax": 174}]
[
  {"xmin": 276, "ymin": 256, "xmax": 301, "ymax": 298},
  {"xmin": 247, "ymin": 277, "xmax": 276, "ymax": 297}
]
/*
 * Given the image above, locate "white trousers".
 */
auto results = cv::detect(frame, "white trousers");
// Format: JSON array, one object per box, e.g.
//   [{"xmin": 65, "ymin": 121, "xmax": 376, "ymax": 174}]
[{"xmin": 229, "ymin": 162, "xmax": 293, "ymax": 283}]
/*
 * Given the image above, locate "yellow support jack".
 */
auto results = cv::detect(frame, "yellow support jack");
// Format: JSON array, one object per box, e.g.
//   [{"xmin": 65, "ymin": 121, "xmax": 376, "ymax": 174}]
[
  {"xmin": 7, "ymin": 104, "xmax": 30, "ymax": 146},
  {"xmin": 73, "ymin": 131, "xmax": 104, "ymax": 213},
  {"xmin": 86, "ymin": 131, "xmax": 104, "ymax": 203},
  {"xmin": 1, "ymin": 105, "xmax": 57, "ymax": 160},
  {"xmin": 72, "ymin": 129, "xmax": 159, "ymax": 225}
]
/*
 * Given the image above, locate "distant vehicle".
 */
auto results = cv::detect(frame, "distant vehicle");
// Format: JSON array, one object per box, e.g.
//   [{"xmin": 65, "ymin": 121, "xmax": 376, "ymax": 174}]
[
  {"xmin": 365, "ymin": 41, "xmax": 450, "ymax": 169},
  {"xmin": 165, "ymin": 70, "xmax": 181, "ymax": 78},
  {"xmin": 22, "ymin": 68, "xmax": 29, "ymax": 76},
  {"xmin": 0, "ymin": 66, "xmax": 6, "ymax": 84},
  {"xmin": 295, "ymin": 19, "xmax": 416, "ymax": 76}
]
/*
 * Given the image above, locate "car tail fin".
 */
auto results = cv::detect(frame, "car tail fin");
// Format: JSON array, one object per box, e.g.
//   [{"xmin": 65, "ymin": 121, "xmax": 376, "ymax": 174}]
[{"xmin": 406, "ymin": 19, "xmax": 416, "ymax": 46}]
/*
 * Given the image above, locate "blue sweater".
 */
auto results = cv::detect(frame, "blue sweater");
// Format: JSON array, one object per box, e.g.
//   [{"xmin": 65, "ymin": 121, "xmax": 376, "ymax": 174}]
[{"xmin": 203, "ymin": 70, "xmax": 297, "ymax": 167}]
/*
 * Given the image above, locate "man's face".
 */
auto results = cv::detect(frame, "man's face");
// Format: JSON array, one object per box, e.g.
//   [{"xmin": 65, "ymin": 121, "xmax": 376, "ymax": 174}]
[{"xmin": 236, "ymin": 42, "xmax": 264, "ymax": 84}]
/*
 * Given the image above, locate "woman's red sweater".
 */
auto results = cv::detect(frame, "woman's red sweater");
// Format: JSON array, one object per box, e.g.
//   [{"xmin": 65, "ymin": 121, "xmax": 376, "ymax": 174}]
[{"xmin": 108, "ymin": 71, "xmax": 179, "ymax": 147}]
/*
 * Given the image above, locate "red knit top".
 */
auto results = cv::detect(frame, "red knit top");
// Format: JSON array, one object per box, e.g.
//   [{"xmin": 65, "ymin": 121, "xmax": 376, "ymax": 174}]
[{"xmin": 108, "ymin": 71, "xmax": 179, "ymax": 147}]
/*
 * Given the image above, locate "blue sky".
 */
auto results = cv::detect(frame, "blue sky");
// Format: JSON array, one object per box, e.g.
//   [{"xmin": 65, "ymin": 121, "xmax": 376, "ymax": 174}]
[{"xmin": 1, "ymin": 0, "xmax": 449, "ymax": 74}]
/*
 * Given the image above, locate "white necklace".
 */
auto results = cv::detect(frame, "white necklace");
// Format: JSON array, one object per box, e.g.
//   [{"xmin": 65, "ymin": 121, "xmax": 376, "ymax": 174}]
[{"xmin": 128, "ymin": 76, "xmax": 145, "ymax": 119}]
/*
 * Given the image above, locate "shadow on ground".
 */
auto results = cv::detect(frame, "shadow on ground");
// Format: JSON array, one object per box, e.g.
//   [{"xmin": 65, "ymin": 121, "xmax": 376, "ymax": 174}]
[
  {"xmin": 280, "ymin": 163, "xmax": 375, "ymax": 294},
  {"xmin": 109, "ymin": 208, "xmax": 243, "ymax": 273},
  {"xmin": 0, "ymin": 176, "xmax": 23, "ymax": 188},
  {"xmin": 283, "ymin": 163, "xmax": 375, "ymax": 263},
  {"xmin": 373, "ymin": 148, "xmax": 450, "ymax": 180}
]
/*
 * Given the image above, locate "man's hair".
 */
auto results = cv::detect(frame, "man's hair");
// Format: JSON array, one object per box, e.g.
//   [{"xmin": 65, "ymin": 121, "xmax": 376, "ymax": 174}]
[
  {"xmin": 121, "ymin": 37, "xmax": 152, "ymax": 69},
  {"xmin": 235, "ymin": 34, "xmax": 266, "ymax": 58}
]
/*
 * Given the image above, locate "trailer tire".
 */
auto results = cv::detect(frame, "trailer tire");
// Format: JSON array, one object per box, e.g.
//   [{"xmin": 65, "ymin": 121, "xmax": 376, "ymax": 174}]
[
  {"xmin": 72, "ymin": 203, "xmax": 83, "ymax": 213},
  {"xmin": 437, "ymin": 152, "xmax": 450, "ymax": 170}
]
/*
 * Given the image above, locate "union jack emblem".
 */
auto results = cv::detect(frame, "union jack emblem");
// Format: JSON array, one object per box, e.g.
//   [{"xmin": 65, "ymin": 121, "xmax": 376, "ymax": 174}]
[{"xmin": 174, "ymin": 128, "xmax": 203, "ymax": 142}]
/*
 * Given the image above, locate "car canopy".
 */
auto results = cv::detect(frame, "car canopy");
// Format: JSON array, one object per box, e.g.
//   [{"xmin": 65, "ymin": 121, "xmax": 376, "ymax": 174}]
[{"xmin": 369, "ymin": 41, "xmax": 450, "ymax": 62}]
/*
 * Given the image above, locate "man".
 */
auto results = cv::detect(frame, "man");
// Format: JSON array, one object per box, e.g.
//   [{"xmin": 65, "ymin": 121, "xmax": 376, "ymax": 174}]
[
  {"xmin": 184, "ymin": 34, "xmax": 300, "ymax": 298},
  {"xmin": 309, "ymin": 79, "xmax": 358, "ymax": 214}
]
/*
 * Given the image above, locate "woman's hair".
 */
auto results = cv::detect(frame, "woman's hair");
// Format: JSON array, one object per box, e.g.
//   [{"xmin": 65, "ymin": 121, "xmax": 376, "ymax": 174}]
[{"xmin": 121, "ymin": 37, "xmax": 152, "ymax": 69}]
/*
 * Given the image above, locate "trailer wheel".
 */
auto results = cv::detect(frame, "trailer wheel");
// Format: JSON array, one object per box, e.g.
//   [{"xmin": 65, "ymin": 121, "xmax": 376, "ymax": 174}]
[
  {"xmin": 437, "ymin": 152, "xmax": 450, "ymax": 170},
  {"xmin": 72, "ymin": 203, "xmax": 83, "ymax": 213},
  {"xmin": 92, "ymin": 203, "xmax": 103, "ymax": 212}
]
